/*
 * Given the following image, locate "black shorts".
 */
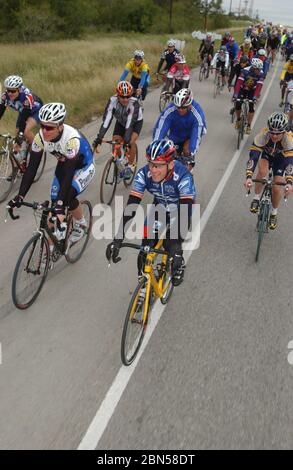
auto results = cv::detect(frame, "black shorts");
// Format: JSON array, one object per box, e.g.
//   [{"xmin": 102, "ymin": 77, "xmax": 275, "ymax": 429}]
[{"xmin": 113, "ymin": 120, "xmax": 143, "ymax": 137}]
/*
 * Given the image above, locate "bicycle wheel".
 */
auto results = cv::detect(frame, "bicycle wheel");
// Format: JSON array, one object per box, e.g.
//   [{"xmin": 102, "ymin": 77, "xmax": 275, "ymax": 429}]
[
  {"xmin": 32, "ymin": 151, "xmax": 47, "ymax": 183},
  {"xmin": 159, "ymin": 92, "xmax": 172, "ymax": 112},
  {"xmin": 123, "ymin": 144, "xmax": 138, "ymax": 188},
  {"xmin": 121, "ymin": 277, "xmax": 150, "ymax": 366},
  {"xmin": 213, "ymin": 76, "xmax": 219, "ymax": 99},
  {"xmin": 160, "ymin": 256, "xmax": 174, "ymax": 305},
  {"xmin": 199, "ymin": 65, "xmax": 204, "ymax": 82},
  {"xmin": 100, "ymin": 157, "xmax": 117, "ymax": 205},
  {"xmin": 255, "ymin": 202, "xmax": 270, "ymax": 263},
  {"xmin": 12, "ymin": 233, "xmax": 50, "ymax": 309},
  {"xmin": 65, "ymin": 200, "xmax": 93, "ymax": 264},
  {"xmin": 0, "ymin": 153, "xmax": 14, "ymax": 202},
  {"xmin": 204, "ymin": 64, "xmax": 210, "ymax": 79}
]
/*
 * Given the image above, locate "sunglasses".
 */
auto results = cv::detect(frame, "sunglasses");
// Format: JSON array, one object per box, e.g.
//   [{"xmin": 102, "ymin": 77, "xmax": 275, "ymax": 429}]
[
  {"xmin": 269, "ymin": 131, "xmax": 284, "ymax": 136},
  {"xmin": 148, "ymin": 161, "xmax": 168, "ymax": 169},
  {"xmin": 6, "ymin": 89, "xmax": 18, "ymax": 94},
  {"xmin": 40, "ymin": 123, "xmax": 58, "ymax": 131},
  {"xmin": 119, "ymin": 95, "xmax": 131, "ymax": 99}
]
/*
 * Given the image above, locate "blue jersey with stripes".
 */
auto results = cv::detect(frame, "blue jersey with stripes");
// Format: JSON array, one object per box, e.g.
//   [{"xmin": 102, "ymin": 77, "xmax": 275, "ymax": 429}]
[
  {"xmin": 152, "ymin": 99, "xmax": 206, "ymax": 156},
  {"xmin": 131, "ymin": 160, "xmax": 196, "ymax": 211}
]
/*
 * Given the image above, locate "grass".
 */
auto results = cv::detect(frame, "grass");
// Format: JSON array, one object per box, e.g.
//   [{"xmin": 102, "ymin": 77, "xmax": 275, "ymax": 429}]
[{"xmin": 0, "ymin": 28, "xmax": 246, "ymax": 134}]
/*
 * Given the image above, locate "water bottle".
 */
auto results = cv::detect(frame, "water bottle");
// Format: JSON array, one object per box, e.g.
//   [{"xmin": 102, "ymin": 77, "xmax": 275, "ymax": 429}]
[
  {"xmin": 117, "ymin": 155, "xmax": 126, "ymax": 177},
  {"xmin": 13, "ymin": 141, "xmax": 27, "ymax": 163},
  {"xmin": 52, "ymin": 217, "xmax": 67, "ymax": 240}
]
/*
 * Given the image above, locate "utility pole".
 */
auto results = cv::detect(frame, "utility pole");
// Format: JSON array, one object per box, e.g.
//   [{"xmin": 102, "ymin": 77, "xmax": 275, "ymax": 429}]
[
  {"xmin": 204, "ymin": 0, "xmax": 209, "ymax": 32},
  {"xmin": 169, "ymin": 0, "xmax": 173, "ymax": 34},
  {"xmin": 238, "ymin": 0, "xmax": 241, "ymax": 16},
  {"xmin": 229, "ymin": 0, "xmax": 233, "ymax": 15}
]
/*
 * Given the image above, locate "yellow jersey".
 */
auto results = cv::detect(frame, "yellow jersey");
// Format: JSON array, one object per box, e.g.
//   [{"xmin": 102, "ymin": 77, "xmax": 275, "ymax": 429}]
[
  {"xmin": 280, "ymin": 61, "xmax": 293, "ymax": 81},
  {"xmin": 124, "ymin": 59, "xmax": 150, "ymax": 79}
]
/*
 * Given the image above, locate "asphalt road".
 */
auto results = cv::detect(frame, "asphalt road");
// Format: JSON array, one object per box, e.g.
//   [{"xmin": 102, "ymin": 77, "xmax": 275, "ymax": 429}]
[{"xmin": 1, "ymin": 55, "xmax": 293, "ymax": 450}]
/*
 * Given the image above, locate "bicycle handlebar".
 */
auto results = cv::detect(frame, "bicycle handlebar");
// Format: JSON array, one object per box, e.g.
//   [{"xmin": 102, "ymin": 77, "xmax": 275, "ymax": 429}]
[
  {"xmin": 252, "ymin": 178, "xmax": 287, "ymax": 186},
  {"xmin": 120, "ymin": 242, "xmax": 168, "ymax": 255},
  {"xmin": 6, "ymin": 200, "xmax": 58, "ymax": 221}
]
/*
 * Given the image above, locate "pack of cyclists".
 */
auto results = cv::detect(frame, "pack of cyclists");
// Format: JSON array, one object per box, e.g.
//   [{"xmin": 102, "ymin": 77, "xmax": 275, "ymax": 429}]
[{"xmin": 4, "ymin": 21, "xmax": 293, "ymax": 293}]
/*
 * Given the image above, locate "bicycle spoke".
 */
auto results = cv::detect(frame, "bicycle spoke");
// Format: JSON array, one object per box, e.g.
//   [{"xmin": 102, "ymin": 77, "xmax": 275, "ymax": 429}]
[
  {"xmin": 65, "ymin": 200, "xmax": 93, "ymax": 264},
  {"xmin": 0, "ymin": 153, "xmax": 14, "ymax": 202},
  {"xmin": 12, "ymin": 234, "xmax": 50, "ymax": 309},
  {"xmin": 100, "ymin": 157, "xmax": 117, "ymax": 205},
  {"xmin": 121, "ymin": 279, "xmax": 149, "ymax": 365}
]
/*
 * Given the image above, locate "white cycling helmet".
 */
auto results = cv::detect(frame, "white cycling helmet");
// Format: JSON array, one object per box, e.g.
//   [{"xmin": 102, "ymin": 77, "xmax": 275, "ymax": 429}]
[
  {"xmin": 4, "ymin": 75, "xmax": 23, "ymax": 89},
  {"xmin": 173, "ymin": 88, "xmax": 193, "ymax": 107},
  {"xmin": 39, "ymin": 102, "xmax": 66, "ymax": 125},
  {"xmin": 176, "ymin": 53, "xmax": 186, "ymax": 64},
  {"xmin": 134, "ymin": 50, "xmax": 144, "ymax": 59},
  {"xmin": 251, "ymin": 58, "xmax": 263, "ymax": 70},
  {"xmin": 268, "ymin": 112, "xmax": 288, "ymax": 133},
  {"xmin": 258, "ymin": 48, "xmax": 267, "ymax": 56},
  {"xmin": 167, "ymin": 39, "xmax": 176, "ymax": 47},
  {"xmin": 244, "ymin": 38, "xmax": 251, "ymax": 44}
]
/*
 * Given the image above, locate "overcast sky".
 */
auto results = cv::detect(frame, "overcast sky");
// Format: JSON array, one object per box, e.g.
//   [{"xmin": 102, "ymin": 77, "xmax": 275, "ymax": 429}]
[{"xmin": 221, "ymin": 0, "xmax": 292, "ymax": 26}]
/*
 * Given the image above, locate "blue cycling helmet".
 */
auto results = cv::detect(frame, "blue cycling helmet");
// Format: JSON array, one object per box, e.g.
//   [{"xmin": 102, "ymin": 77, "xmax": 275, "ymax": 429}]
[{"xmin": 146, "ymin": 139, "xmax": 176, "ymax": 163}]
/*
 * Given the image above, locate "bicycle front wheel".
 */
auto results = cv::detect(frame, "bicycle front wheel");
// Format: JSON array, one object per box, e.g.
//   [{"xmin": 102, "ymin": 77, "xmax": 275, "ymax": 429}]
[
  {"xmin": 123, "ymin": 144, "xmax": 138, "ymax": 188},
  {"xmin": 0, "ymin": 153, "xmax": 14, "ymax": 203},
  {"xmin": 12, "ymin": 234, "xmax": 50, "ymax": 309},
  {"xmin": 255, "ymin": 203, "xmax": 270, "ymax": 263},
  {"xmin": 159, "ymin": 92, "xmax": 172, "ymax": 112},
  {"xmin": 65, "ymin": 200, "xmax": 93, "ymax": 264},
  {"xmin": 100, "ymin": 157, "xmax": 117, "ymax": 205},
  {"xmin": 199, "ymin": 65, "xmax": 204, "ymax": 82},
  {"xmin": 160, "ymin": 257, "xmax": 174, "ymax": 305},
  {"xmin": 121, "ymin": 277, "xmax": 150, "ymax": 366}
]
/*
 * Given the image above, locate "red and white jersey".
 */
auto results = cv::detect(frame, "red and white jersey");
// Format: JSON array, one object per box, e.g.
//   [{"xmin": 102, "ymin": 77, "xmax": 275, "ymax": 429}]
[{"xmin": 167, "ymin": 63, "xmax": 190, "ymax": 80}]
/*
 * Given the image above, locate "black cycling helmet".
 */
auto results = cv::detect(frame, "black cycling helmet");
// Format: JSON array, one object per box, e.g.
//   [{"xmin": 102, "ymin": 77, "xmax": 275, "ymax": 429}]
[{"xmin": 240, "ymin": 55, "xmax": 249, "ymax": 64}]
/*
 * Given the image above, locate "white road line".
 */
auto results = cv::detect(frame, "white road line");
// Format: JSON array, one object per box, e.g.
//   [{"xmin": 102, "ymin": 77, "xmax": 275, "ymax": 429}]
[{"xmin": 77, "ymin": 57, "xmax": 279, "ymax": 450}]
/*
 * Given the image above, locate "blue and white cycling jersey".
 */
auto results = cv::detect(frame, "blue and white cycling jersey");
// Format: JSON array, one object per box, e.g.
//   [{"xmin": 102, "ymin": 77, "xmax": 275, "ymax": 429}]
[
  {"xmin": 131, "ymin": 160, "xmax": 196, "ymax": 212},
  {"xmin": 152, "ymin": 99, "xmax": 206, "ymax": 156},
  {"xmin": 0, "ymin": 85, "xmax": 42, "ymax": 115}
]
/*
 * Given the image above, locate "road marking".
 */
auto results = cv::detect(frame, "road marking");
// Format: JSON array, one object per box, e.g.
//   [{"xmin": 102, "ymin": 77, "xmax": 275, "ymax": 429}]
[{"xmin": 77, "ymin": 57, "xmax": 279, "ymax": 450}]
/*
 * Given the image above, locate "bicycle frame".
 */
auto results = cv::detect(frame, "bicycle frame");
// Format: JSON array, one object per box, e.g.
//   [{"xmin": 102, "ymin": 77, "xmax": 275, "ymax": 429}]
[{"xmin": 120, "ymin": 240, "xmax": 170, "ymax": 322}]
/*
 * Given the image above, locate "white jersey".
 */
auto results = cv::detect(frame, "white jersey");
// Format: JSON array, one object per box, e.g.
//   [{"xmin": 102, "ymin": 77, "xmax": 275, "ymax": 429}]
[
  {"xmin": 211, "ymin": 51, "xmax": 229, "ymax": 68},
  {"xmin": 32, "ymin": 124, "xmax": 81, "ymax": 161}
]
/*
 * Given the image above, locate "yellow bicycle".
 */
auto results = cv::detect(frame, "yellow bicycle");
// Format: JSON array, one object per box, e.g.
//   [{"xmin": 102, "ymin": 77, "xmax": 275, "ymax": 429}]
[{"xmin": 120, "ymin": 240, "xmax": 174, "ymax": 366}]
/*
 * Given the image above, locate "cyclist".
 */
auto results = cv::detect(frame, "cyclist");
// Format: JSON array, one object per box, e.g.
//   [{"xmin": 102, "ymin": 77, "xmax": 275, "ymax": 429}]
[
  {"xmin": 198, "ymin": 33, "xmax": 215, "ymax": 77},
  {"xmin": 267, "ymin": 30, "xmax": 280, "ymax": 65},
  {"xmin": 211, "ymin": 45, "xmax": 229, "ymax": 89},
  {"xmin": 106, "ymin": 139, "xmax": 196, "ymax": 287},
  {"xmin": 236, "ymin": 38, "xmax": 254, "ymax": 62},
  {"xmin": 221, "ymin": 31, "xmax": 231, "ymax": 46},
  {"xmin": 279, "ymin": 54, "xmax": 293, "ymax": 107},
  {"xmin": 153, "ymin": 88, "xmax": 206, "ymax": 169},
  {"xmin": 233, "ymin": 57, "xmax": 264, "ymax": 134},
  {"xmin": 284, "ymin": 80, "xmax": 293, "ymax": 129},
  {"xmin": 230, "ymin": 55, "xmax": 250, "ymax": 89},
  {"xmin": 258, "ymin": 31, "xmax": 268, "ymax": 50},
  {"xmin": 244, "ymin": 112, "xmax": 293, "ymax": 230},
  {"xmin": 119, "ymin": 50, "xmax": 150, "ymax": 100},
  {"xmin": 0, "ymin": 75, "xmax": 43, "ymax": 172},
  {"xmin": 92, "ymin": 81, "xmax": 143, "ymax": 181},
  {"xmin": 226, "ymin": 37, "xmax": 239, "ymax": 89},
  {"xmin": 250, "ymin": 29, "xmax": 259, "ymax": 54},
  {"xmin": 164, "ymin": 54, "xmax": 190, "ymax": 95},
  {"xmin": 7, "ymin": 102, "xmax": 95, "ymax": 251},
  {"xmin": 284, "ymin": 38, "xmax": 293, "ymax": 62},
  {"xmin": 156, "ymin": 39, "xmax": 179, "ymax": 88},
  {"xmin": 256, "ymin": 48, "xmax": 270, "ymax": 79}
]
